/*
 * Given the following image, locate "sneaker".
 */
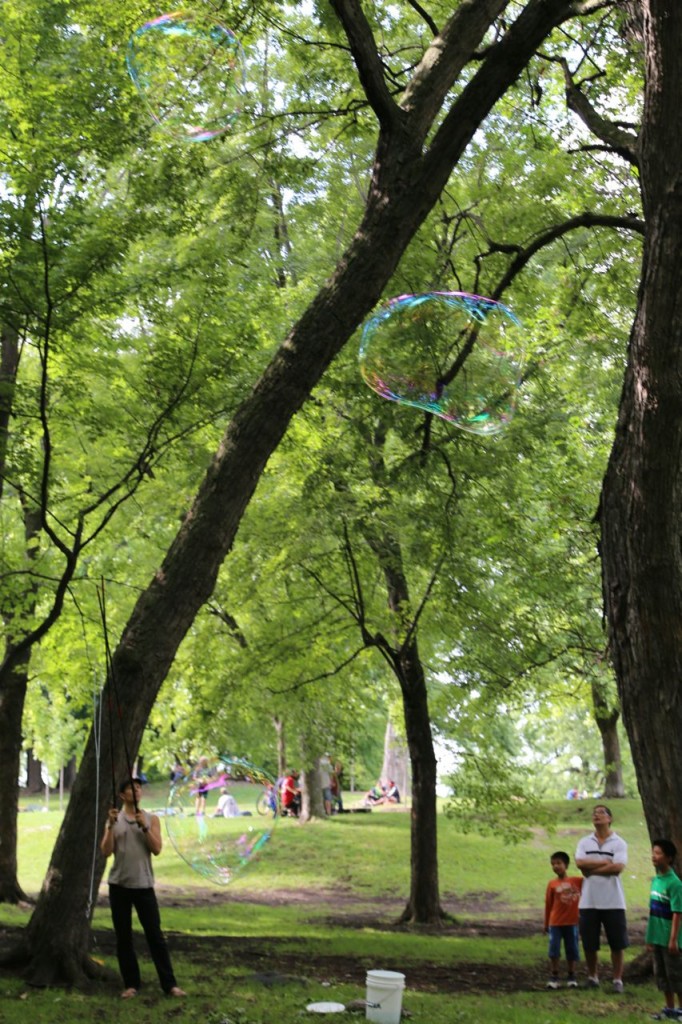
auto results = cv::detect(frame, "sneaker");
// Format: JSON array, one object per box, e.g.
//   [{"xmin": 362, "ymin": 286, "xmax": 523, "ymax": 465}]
[
  {"xmin": 587, "ymin": 976, "xmax": 600, "ymax": 988},
  {"xmin": 612, "ymin": 979, "xmax": 624, "ymax": 994},
  {"xmin": 566, "ymin": 977, "xmax": 578, "ymax": 989},
  {"xmin": 546, "ymin": 978, "xmax": 560, "ymax": 990}
]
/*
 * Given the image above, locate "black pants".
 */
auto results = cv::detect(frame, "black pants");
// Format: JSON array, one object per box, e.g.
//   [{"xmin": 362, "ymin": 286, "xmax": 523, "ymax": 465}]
[{"xmin": 108, "ymin": 883, "xmax": 177, "ymax": 992}]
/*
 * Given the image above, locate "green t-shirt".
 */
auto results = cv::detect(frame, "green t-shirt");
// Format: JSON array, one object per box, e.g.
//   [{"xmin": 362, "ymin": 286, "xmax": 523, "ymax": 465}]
[{"xmin": 646, "ymin": 869, "xmax": 682, "ymax": 947}]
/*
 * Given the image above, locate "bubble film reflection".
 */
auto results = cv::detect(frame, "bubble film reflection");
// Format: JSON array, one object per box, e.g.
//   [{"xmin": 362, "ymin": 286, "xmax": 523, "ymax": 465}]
[
  {"xmin": 166, "ymin": 756, "xmax": 278, "ymax": 885},
  {"xmin": 126, "ymin": 11, "xmax": 246, "ymax": 142},
  {"xmin": 359, "ymin": 291, "xmax": 523, "ymax": 435}
]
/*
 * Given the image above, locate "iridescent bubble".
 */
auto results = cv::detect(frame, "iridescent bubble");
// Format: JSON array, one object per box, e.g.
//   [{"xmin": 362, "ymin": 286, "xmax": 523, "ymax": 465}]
[
  {"xmin": 166, "ymin": 756, "xmax": 278, "ymax": 885},
  {"xmin": 126, "ymin": 11, "xmax": 246, "ymax": 142},
  {"xmin": 359, "ymin": 291, "xmax": 523, "ymax": 435}
]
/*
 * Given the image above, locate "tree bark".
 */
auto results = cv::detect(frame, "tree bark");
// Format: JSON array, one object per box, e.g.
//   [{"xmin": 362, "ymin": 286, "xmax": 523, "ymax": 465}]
[
  {"xmin": 366, "ymin": 531, "xmax": 443, "ymax": 925},
  {"xmin": 9, "ymin": 0, "xmax": 599, "ymax": 983},
  {"xmin": 0, "ymin": 649, "xmax": 31, "ymax": 904},
  {"xmin": 600, "ymin": 0, "xmax": 682, "ymax": 844},
  {"xmin": 0, "ymin": 503, "xmax": 41, "ymax": 903},
  {"xmin": 591, "ymin": 681, "xmax": 625, "ymax": 799},
  {"xmin": 300, "ymin": 764, "xmax": 326, "ymax": 822},
  {"xmin": 273, "ymin": 716, "xmax": 286, "ymax": 780},
  {"xmin": 396, "ymin": 648, "xmax": 442, "ymax": 924}
]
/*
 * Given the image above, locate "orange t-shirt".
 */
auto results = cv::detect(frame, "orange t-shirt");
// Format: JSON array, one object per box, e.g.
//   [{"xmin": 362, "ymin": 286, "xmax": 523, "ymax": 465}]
[{"xmin": 544, "ymin": 876, "xmax": 583, "ymax": 928}]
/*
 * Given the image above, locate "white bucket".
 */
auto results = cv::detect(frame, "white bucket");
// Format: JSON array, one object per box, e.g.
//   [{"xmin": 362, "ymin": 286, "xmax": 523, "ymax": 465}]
[{"xmin": 365, "ymin": 969, "xmax": 405, "ymax": 1024}]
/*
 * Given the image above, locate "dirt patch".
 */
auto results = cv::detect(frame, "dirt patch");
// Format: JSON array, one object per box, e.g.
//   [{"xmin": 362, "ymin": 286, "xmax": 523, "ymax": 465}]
[{"xmin": 0, "ymin": 885, "xmax": 648, "ymax": 995}]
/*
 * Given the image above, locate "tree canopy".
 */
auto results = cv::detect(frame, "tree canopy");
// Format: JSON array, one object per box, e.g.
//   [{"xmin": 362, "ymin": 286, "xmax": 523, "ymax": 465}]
[{"xmin": 3, "ymin": 0, "xmax": 676, "ymax": 987}]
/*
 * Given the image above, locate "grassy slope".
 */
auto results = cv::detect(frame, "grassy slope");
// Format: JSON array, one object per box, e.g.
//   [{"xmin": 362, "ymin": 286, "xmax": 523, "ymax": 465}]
[{"xmin": 0, "ymin": 791, "xmax": 659, "ymax": 1024}]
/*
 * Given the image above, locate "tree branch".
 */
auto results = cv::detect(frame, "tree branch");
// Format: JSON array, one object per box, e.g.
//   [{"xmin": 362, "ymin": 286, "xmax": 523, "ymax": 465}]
[
  {"xmin": 330, "ymin": 0, "xmax": 401, "ymax": 130},
  {"xmin": 486, "ymin": 211, "xmax": 645, "ymax": 300},
  {"xmin": 423, "ymin": 0, "xmax": 611, "ymax": 180},
  {"xmin": 558, "ymin": 57, "xmax": 639, "ymax": 165},
  {"xmin": 400, "ymin": 0, "xmax": 510, "ymax": 132},
  {"xmin": 405, "ymin": 0, "xmax": 439, "ymax": 37}
]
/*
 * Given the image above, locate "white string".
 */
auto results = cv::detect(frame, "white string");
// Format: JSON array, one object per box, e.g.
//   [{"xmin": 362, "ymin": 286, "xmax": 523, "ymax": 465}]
[{"xmin": 85, "ymin": 679, "xmax": 104, "ymax": 921}]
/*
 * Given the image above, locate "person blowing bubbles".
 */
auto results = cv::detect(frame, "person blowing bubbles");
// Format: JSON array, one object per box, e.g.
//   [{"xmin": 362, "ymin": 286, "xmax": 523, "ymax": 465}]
[{"xmin": 100, "ymin": 777, "xmax": 186, "ymax": 1000}]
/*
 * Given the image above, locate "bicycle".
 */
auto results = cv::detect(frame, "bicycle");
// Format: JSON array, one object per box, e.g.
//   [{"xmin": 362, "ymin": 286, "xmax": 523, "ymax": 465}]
[{"xmin": 256, "ymin": 784, "xmax": 279, "ymax": 817}]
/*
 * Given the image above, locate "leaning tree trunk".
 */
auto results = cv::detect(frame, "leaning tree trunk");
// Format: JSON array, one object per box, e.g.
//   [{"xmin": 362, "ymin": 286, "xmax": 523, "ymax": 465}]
[
  {"xmin": 600, "ymin": 0, "xmax": 682, "ymax": 844},
  {"xmin": 11, "ymin": 164, "xmax": 435, "ymax": 986},
  {"xmin": 8, "ymin": 0, "xmax": 599, "ymax": 983}
]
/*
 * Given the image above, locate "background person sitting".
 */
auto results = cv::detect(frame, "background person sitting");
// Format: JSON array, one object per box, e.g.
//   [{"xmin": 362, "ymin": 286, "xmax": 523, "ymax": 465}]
[
  {"xmin": 364, "ymin": 782, "xmax": 386, "ymax": 806},
  {"xmin": 212, "ymin": 787, "xmax": 240, "ymax": 818},
  {"xmin": 384, "ymin": 780, "xmax": 400, "ymax": 804}
]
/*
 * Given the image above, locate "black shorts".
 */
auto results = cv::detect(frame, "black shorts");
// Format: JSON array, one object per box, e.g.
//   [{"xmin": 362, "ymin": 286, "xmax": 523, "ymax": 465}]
[{"xmin": 579, "ymin": 908, "xmax": 629, "ymax": 953}]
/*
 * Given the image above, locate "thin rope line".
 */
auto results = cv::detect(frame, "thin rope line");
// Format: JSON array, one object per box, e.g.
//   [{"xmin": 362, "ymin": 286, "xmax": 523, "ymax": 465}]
[{"xmin": 85, "ymin": 681, "xmax": 104, "ymax": 922}]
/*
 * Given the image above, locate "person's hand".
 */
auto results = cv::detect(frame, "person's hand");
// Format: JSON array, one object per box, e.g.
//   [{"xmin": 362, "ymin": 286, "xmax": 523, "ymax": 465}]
[
  {"xmin": 669, "ymin": 941, "xmax": 680, "ymax": 956},
  {"xmin": 134, "ymin": 810, "xmax": 149, "ymax": 832},
  {"xmin": 107, "ymin": 807, "xmax": 119, "ymax": 826}
]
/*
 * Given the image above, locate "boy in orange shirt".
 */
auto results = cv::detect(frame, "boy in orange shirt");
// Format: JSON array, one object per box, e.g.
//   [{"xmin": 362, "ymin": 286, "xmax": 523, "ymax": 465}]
[{"xmin": 544, "ymin": 850, "xmax": 583, "ymax": 989}]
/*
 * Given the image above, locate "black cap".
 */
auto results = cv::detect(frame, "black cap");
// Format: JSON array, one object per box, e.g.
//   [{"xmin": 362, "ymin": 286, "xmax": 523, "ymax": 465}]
[{"xmin": 118, "ymin": 776, "xmax": 145, "ymax": 793}]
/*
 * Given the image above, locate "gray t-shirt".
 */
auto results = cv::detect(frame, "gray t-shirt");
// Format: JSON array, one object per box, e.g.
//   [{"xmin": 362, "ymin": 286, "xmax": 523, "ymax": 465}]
[{"xmin": 108, "ymin": 810, "xmax": 155, "ymax": 888}]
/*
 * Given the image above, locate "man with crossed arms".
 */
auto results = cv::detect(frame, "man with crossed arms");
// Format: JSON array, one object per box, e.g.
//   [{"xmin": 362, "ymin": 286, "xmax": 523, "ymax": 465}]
[{"xmin": 575, "ymin": 803, "xmax": 629, "ymax": 992}]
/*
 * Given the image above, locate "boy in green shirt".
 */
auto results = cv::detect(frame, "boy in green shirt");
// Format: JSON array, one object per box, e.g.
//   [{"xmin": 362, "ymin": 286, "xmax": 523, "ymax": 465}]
[{"xmin": 646, "ymin": 839, "xmax": 682, "ymax": 1020}]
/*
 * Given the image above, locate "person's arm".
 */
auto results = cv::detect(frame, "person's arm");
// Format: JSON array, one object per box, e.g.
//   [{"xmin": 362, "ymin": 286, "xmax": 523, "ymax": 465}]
[
  {"xmin": 584, "ymin": 836, "xmax": 627, "ymax": 875},
  {"xmin": 668, "ymin": 912, "xmax": 682, "ymax": 954},
  {"xmin": 574, "ymin": 838, "xmax": 592, "ymax": 876},
  {"xmin": 100, "ymin": 807, "xmax": 118, "ymax": 857},
  {"xmin": 589, "ymin": 859, "xmax": 625, "ymax": 876},
  {"xmin": 134, "ymin": 810, "xmax": 162, "ymax": 856},
  {"xmin": 544, "ymin": 883, "xmax": 553, "ymax": 932},
  {"xmin": 575, "ymin": 856, "xmax": 595, "ymax": 877}
]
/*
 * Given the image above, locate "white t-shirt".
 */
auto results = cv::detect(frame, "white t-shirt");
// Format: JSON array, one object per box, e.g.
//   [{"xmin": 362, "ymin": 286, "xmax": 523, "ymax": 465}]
[
  {"xmin": 575, "ymin": 830, "xmax": 628, "ymax": 909},
  {"xmin": 216, "ymin": 793, "xmax": 239, "ymax": 817}
]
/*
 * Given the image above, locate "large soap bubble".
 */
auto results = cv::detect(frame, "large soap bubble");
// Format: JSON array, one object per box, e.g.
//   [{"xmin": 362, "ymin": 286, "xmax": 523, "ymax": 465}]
[
  {"xmin": 126, "ymin": 11, "xmax": 246, "ymax": 142},
  {"xmin": 166, "ymin": 756, "xmax": 278, "ymax": 885},
  {"xmin": 359, "ymin": 291, "xmax": 523, "ymax": 435}
]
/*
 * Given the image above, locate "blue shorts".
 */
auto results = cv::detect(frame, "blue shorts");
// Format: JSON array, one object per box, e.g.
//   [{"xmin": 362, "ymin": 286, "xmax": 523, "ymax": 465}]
[{"xmin": 548, "ymin": 925, "xmax": 580, "ymax": 961}]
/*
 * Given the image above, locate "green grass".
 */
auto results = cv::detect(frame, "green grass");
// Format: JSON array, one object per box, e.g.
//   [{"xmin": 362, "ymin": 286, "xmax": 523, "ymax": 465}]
[{"xmin": 1, "ymin": 794, "xmax": 660, "ymax": 1024}]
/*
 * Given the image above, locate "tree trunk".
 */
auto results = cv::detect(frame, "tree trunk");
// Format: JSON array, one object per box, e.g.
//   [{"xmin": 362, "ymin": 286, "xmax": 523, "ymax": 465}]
[
  {"xmin": 363, "ymin": 511, "xmax": 443, "ymax": 924},
  {"xmin": 300, "ymin": 764, "xmax": 325, "ymax": 822},
  {"xmin": 25, "ymin": 750, "xmax": 43, "ymax": 793},
  {"xmin": 273, "ymin": 716, "xmax": 286, "ymax": 780},
  {"xmin": 600, "ymin": 0, "xmax": 682, "ymax": 844},
  {"xmin": 591, "ymin": 681, "xmax": 625, "ymax": 799},
  {"xmin": 9, "ymin": 0, "xmax": 597, "ymax": 982},
  {"xmin": 0, "ymin": 505, "xmax": 41, "ymax": 904},
  {"xmin": 396, "ymin": 646, "xmax": 442, "ymax": 924},
  {"xmin": 0, "ymin": 650, "xmax": 31, "ymax": 904}
]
